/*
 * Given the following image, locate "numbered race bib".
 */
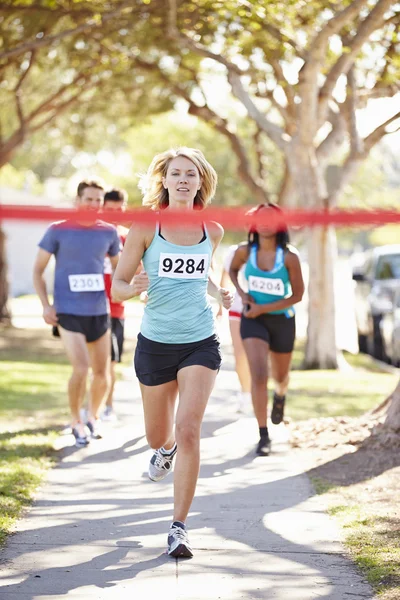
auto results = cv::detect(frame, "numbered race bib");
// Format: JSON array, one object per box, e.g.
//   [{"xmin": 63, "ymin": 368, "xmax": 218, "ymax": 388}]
[
  {"xmin": 248, "ymin": 275, "xmax": 285, "ymax": 296},
  {"xmin": 68, "ymin": 274, "xmax": 105, "ymax": 292},
  {"xmin": 158, "ymin": 253, "xmax": 209, "ymax": 279}
]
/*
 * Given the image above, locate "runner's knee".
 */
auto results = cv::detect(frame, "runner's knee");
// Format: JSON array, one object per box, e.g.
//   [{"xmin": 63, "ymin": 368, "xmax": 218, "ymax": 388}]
[
  {"xmin": 146, "ymin": 428, "xmax": 170, "ymax": 450},
  {"xmin": 71, "ymin": 364, "xmax": 89, "ymax": 380},
  {"xmin": 250, "ymin": 364, "xmax": 268, "ymax": 386},
  {"xmin": 175, "ymin": 421, "xmax": 199, "ymax": 450}
]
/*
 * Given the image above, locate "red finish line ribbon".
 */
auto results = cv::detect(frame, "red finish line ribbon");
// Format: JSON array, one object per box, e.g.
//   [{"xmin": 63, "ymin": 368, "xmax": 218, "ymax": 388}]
[{"xmin": 0, "ymin": 204, "xmax": 399, "ymax": 230}]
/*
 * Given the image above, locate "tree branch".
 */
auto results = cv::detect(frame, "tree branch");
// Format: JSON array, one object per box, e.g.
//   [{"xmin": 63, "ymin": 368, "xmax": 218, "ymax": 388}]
[
  {"xmin": 255, "ymin": 86, "xmax": 289, "ymax": 124},
  {"xmin": 319, "ymin": 0, "xmax": 394, "ymax": 122},
  {"xmin": 269, "ymin": 58, "xmax": 296, "ymax": 119},
  {"xmin": 307, "ymin": 0, "xmax": 369, "ymax": 59},
  {"xmin": 28, "ymin": 84, "xmax": 94, "ymax": 134},
  {"xmin": 329, "ymin": 109, "xmax": 400, "ymax": 204},
  {"xmin": 0, "ymin": 1, "xmax": 136, "ymax": 62},
  {"xmin": 253, "ymin": 127, "xmax": 266, "ymax": 182},
  {"xmin": 297, "ymin": 0, "xmax": 369, "ymax": 139},
  {"xmin": 228, "ymin": 72, "xmax": 288, "ymax": 150},
  {"xmin": 345, "ymin": 67, "xmax": 363, "ymax": 155},
  {"xmin": 317, "ymin": 108, "xmax": 347, "ymax": 163},
  {"xmin": 166, "ymin": 0, "xmax": 242, "ymax": 74},
  {"xmin": 364, "ymin": 110, "xmax": 400, "ymax": 151}
]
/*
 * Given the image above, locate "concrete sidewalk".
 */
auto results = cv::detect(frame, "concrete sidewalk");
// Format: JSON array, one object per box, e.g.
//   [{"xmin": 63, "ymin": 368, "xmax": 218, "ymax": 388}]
[{"xmin": 0, "ymin": 348, "xmax": 374, "ymax": 600}]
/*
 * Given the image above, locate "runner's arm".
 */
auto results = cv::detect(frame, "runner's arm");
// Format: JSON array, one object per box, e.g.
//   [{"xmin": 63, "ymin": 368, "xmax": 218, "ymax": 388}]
[
  {"xmin": 111, "ymin": 225, "xmax": 149, "ymax": 302},
  {"xmin": 229, "ymin": 245, "xmax": 252, "ymax": 305},
  {"xmin": 206, "ymin": 222, "xmax": 233, "ymax": 309},
  {"xmin": 109, "ymin": 253, "xmax": 120, "ymax": 273},
  {"xmin": 33, "ymin": 248, "xmax": 58, "ymax": 325}
]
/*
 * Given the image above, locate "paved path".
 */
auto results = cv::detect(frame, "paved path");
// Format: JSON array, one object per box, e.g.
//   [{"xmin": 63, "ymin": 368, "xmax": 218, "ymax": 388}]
[{"xmin": 0, "ymin": 343, "xmax": 374, "ymax": 600}]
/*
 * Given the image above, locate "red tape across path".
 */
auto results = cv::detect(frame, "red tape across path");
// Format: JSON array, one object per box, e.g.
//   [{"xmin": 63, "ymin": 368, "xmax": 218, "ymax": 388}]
[{"xmin": 0, "ymin": 204, "xmax": 399, "ymax": 230}]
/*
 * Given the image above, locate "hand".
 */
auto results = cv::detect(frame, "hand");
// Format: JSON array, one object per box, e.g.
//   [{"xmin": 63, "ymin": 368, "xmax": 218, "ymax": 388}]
[
  {"xmin": 132, "ymin": 271, "xmax": 149, "ymax": 296},
  {"xmin": 219, "ymin": 287, "xmax": 234, "ymax": 310},
  {"xmin": 43, "ymin": 305, "xmax": 58, "ymax": 326},
  {"xmin": 139, "ymin": 291, "xmax": 149, "ymax": 304},
  {"xmin": 243, "ymin": 301, "xmax": 262, "ymax": 319},
  {"xmin": 239, "ymin": 291, "xmax": 253, "ymax": 306}
]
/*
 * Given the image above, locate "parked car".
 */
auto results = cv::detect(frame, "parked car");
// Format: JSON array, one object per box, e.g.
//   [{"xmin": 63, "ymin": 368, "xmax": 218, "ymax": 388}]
[
  {"xmin": 352, "ymin": 245, "xmax": 400, "ymax": 360},
  {"xmin": 380, "ymin": 287, "xmax": 400, "ymax": 367}
]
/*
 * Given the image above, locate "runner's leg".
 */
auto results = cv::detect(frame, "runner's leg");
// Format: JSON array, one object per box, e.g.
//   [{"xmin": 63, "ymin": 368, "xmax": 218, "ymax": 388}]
[
  {"xmin": 229, "ymin": 319, "xmax": 251, "ymax": 393},
  {"xmin": 242, "ymin": 338, "xmax": 269, "ymax": 427},
  {"xmin": 173, "ymin": 365, "xmax": 217, "ymax": 523},
  {"xmin": 58, "ymin": 327, "xmax": 89, "ymax": 425},
  {"xmin": 87, "ymin": 329, "xmax": 111, "ymax": 420},
  {"xmin": 140, "ymin": 380, "xmax": 179, "ymax": 450},
  {"xmin": 270, "ymin": 351, "xmax": 292, "ymax": 397}
]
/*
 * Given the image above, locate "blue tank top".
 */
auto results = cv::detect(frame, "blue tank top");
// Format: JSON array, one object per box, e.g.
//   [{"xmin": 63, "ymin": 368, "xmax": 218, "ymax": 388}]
[
  {"xmin": 140, "ymin": 224, "xmax": 215, "ymax": 343},
  {"xmin": 244, "ymin": 245, "xmax": 294, "ymax": 317}
]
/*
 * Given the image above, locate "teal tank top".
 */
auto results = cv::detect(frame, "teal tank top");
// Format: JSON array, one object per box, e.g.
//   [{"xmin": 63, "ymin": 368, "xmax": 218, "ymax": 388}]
[
  {"xmin": 140, "ymin": 224, "xmax": 215, "ymax": 343},
  {"xmin": 244, "ymin": 245, "xmax": 295, "ymax": 318}
]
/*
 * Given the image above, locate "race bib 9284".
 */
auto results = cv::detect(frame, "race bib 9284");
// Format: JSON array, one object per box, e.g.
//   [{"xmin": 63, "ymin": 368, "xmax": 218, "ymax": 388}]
[
  {"xmin": 68, "ymin": 274, "xmax": 105, "ymax": 292},
  {"xmin": 158, "ymin": 253, "xmax": 209, "ymax": 279}
]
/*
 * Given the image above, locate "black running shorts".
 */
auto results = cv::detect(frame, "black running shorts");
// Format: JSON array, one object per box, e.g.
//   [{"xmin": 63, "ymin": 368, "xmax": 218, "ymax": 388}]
[
  {"xmin": 111, "ymin": 317, "xmax": 125, "ymax": 362},
  {"xmin": 134, "ymin": 333, "xmax": 222, "ymax": 386},
  {"xmin": 57, "ymin": 313, "xmax": 110, "ymax": 343},
  {"xmin": 240, "ymin": 313, "xmax": 295, "ymax": 353}
]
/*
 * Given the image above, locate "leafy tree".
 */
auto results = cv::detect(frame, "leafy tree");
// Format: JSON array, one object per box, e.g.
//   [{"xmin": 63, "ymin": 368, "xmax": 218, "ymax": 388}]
[
  {"xmin": 1, "ymin": 0, "xmax": 399, "ymax": 372},
  {"xmin": 135, "ymin": 0, "xmax": 399, "ymax": 368}
]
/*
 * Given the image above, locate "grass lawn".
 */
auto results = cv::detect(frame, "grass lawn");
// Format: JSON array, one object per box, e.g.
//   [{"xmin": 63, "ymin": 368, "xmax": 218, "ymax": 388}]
[
  {"xmin": 288, "ymin": 343, "xmax": 396, "ymax": 421},
  {"xmin": 0, "ymin": 327, "xmax": 71, "ymax": 545},
  {"xmin": 311, "ymin": 475, "xmax": 400, "ymax": 600}
]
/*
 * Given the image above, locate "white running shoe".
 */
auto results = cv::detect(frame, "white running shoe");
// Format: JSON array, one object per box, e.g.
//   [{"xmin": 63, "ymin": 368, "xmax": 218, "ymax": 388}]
[
  {"xmin": 167, "ymin": 522, "xmax": 193, "ymax": 558},
  {"xmin": 148, "ymin": 445, "xmax": 177, "ymax": 482},
  {"xmin": 86, "ymin": 419, "xmax": 102, "ymax": 439},
  {"xmin": 101, "ymin": 406, "xmax": 117, "ymax": 422},
  {"xmin": 237, "ymin": 392, "xmax": 251, "ymax": 414}
]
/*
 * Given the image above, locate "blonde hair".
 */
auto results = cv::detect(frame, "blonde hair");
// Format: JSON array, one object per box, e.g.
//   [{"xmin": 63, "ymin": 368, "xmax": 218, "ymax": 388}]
[{"xmin": 140, "ymin": 147, "xmax": 217, "ymax": 210}]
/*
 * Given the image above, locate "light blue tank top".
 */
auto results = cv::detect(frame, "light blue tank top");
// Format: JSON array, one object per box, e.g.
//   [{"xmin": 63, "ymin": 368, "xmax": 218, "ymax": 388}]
[
  {"xmin": 140, "ymin": 224, "xmax": 215, "ymax": 343},
  {"xmin": 244, "ymin": 245, "xmax": 295, "ymax": 318}
]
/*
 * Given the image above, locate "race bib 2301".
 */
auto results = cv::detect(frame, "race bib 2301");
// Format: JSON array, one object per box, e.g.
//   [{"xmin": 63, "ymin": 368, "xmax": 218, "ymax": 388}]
[
  {"xmin": 158, "ymin": 253, "xmax": 209, "ymax": 279},
  {"xmin": 68, "ymin": 274, "xmax": 105, "ymax": 292}
]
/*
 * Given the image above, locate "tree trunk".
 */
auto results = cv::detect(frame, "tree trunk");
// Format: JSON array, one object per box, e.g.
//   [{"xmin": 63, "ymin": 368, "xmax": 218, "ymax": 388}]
[
  {"xmin": 289, "ymin": 145, "xmax": 339, "ymax": 368},
  {"xmin": 384, "ymin": 379, "xmax": 400, "ymax": 430},
  {"xmin": 0, "ymin": 226, "xmax": 11, "ymax": 324},
  {"xmin": 304, "ymin": 225, "xmax": 339, "ymax": 368}
]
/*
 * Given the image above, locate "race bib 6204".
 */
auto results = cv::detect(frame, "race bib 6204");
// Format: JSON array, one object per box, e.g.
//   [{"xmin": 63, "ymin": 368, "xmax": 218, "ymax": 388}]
[
  {"xmin": 68, "ymin": 274, "xmax": 105, "ymax": 292},
  {"xmin": 248, "ymin": 275, "xmax": 285, "ymax": 296},
  {"xmin": 158, "ymin": 253, "xmax": 209, "ymax": 279}
]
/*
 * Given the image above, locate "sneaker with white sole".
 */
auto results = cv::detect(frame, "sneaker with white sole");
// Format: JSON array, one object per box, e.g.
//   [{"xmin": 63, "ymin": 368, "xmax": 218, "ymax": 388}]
[
  {"xmin": 101, "ymin": 406, "xmax": 117, "ymax": 422},
  {"xmin": 72, "ymin": 425, "xmax": 90, "ymax": 448},
  {"xmin": 237, "ymin": 391, "xmax": 251, "ymax": 414},
  {"xmin": 167, "ymin": 522, "xmax": 193, "ymax": 558},
  {"xmin": 148, "ymin": 445, "xmax": 177, "ymax": 482},
  {"xmin": 86, "ymin": 419, "xmax": 102, "ymax": 439}
]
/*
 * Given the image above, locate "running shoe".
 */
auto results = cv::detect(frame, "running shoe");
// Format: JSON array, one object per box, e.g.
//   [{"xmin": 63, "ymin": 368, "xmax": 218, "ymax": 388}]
[
  {"xmin": 167, "ymin": 522, "xmax": 193, "ymax": 558},
  {"xmin": 72, "ymin": 426, "xmax": 90, "ymax": 448},
  {"xmin": 148, "ymin": 445, "xmax": 177, "ymax": 482},
  {"xmin": 236, "ymin": 391, "xmax": 251, "ymax": 414},
  {"xmin": 86, "ymin": 419, "xmax": 103, "ymax": 439},
  {"xmin": 256, "ymin": 434, "xmax": 271, "ymax": 456},
  {"xmin": 271, "ymin": 392, "xmax": 286, "ymax": 425},
  {"xmin": 101, "ymin": 406, "xmax": 117, "ymax": 422}
]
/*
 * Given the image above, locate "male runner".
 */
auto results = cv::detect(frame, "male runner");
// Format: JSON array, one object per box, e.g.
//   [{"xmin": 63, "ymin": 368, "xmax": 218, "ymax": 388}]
[{"xmin": 33, "ymin": 180, "xmax": 121, "ymax": 446}]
